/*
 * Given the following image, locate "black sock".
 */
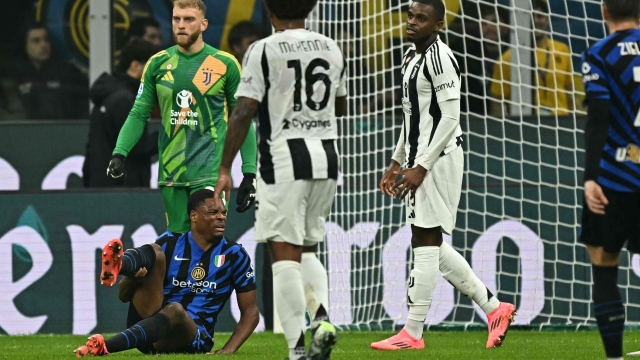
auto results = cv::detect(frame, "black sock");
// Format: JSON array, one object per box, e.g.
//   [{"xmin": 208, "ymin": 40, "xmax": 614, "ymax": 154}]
[
  {"xmin": 120, "ymin": 244, "xmax": 156, "ymax": 276},
  {"xmin": 592, "ymin": 265, "xmax": 624, "ymax": 358},
  {"xmin": 314, "ymin": 304, "xmax": 329, "ymax": 322},
  {"xmin": 105, "ymin": 312, "xmax": 172, "ymax": 353}
]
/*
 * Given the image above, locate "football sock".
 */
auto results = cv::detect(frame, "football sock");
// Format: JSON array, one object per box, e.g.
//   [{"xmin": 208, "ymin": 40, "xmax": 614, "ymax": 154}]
[
  {"xmin": 120, "ymin": 244, "xmax": 156, "ymax": 276},
  {"xmin": 403, "ymin": 246, "xmax": 439, "ymax": 340},
  {"xmin": 439, "ymin": 241, "xmax": 500, "ymax": 314},
  {"xmin": 592, "ymin": 265, "xmax": 624, "ymax": 359},
  {"xmin": 273, "ymin": 260, "xmax": 306, "ymax": 359},
  {"xmin": 289, "ymin": 334, "xmax": 306, "ymax": 360},
  {"xmin": 105, "ymin": 312, "xmax": 171, "ymax": 353},
  {"xmin": 301, "ymin": 252, "xmax": 330, "ymax": 322}
]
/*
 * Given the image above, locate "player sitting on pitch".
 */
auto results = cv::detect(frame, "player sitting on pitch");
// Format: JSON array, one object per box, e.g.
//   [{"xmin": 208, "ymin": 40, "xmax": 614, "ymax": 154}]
[{"xmin": 74, "ymin": 189, "xmax": 259, "ymax": 357}]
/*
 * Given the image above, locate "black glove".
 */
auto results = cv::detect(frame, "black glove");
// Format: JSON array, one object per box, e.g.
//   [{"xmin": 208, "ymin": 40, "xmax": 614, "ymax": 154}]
[
  {"xmin": 236, "ymin": 173, "xmax": 256, "ymax": 213},
  {"xmin": 106, "ymin": 154, "xmax": 127, "ymax": 185}
]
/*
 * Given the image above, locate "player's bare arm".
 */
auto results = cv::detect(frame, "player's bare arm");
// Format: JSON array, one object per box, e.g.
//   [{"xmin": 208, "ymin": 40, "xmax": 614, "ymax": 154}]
[
  {"xmin": 214, "ymin": 97, "xmax": 259, "ymax": 208},
  {"xmin": 335, "ymin": 96, "xmax": 347, "ymax": 117},
  {"xmin": 117, "ymin": 267, "xmax": 148, "ymax": 303},
  {"xmin": 583, "ymin": 97, "xmax": 612, "ymax": 215},
  {"xmin": 209, "ymin": 290, "xmax": 259, "ymax": 354}
]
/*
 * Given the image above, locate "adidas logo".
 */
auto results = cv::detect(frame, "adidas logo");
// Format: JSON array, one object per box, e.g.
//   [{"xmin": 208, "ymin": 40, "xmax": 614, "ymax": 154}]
[
  {"xmin": 391, "ymin": 341, "xmax": 414, "ymax": 349},
  {"xmin": 161, "ymin": 71, "xmax": 174, "ymax": 81},
  {"xmin": 489, "ymin": 318, "xmax": 501, "ymax": 332}
]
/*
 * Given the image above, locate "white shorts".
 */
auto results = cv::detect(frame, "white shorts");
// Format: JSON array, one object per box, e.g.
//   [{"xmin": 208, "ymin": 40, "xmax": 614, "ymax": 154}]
[
  {"xmin": 406, "ymin": 146, "xmax": 463, "ymax": 234},
  {"xmin": 255, "ymin": 178, "xmax": 337, "ymax": 246}
]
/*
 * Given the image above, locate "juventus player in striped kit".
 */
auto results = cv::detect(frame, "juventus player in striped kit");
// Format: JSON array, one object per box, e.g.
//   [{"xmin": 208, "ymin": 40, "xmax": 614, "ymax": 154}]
[
  {"xmin": 213, "ymin": 0, "xmax": 346, "ymax": 359},
  {"xmin": 371, "ymin": 0, "xmax": 516, "ymax": 351}
]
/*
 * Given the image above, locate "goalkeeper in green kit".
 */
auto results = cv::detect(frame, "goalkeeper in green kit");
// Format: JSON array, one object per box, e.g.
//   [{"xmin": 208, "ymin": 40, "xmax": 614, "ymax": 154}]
[{"xmin": 107, "ymin": 0, "xmax": 257, "ymax": 233}]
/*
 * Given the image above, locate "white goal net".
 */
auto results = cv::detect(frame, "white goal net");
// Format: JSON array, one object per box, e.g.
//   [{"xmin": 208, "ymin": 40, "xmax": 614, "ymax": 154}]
[{"xmin": 306, "ymin": 0, "xmax": 640, "ymax": 330}]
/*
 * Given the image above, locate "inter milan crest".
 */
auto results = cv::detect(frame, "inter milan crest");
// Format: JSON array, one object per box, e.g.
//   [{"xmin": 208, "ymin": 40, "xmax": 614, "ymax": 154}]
[{"xmin": 191, "ymin": 264, "xmax": 206, "ymax": 281}]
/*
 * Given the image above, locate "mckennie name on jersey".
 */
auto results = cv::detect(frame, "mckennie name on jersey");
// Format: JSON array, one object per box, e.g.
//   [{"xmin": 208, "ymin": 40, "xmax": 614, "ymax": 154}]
[{"xmin": 235, "ymin": 29, "xmax": 347, "ymax": 184}]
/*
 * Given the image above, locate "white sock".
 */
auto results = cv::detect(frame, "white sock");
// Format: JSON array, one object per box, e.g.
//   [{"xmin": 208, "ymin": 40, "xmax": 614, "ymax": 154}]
[
  {"xmin": 301, "ymin": 252, "xmax": 329, "ymax": 321},
  {"xmin": 272, "ymin": 260, "xmax": 306, "ymax": 359},
  {"xmin": 403, "ymin": 246, "xmax": 439, "ymax": 340},
  {"xmin": 439, "ymin": 241, "xmax": 500, "ymax": 314}
]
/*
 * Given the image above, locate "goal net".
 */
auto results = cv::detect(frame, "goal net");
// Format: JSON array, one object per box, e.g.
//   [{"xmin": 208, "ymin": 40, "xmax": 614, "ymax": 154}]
[{"xmin": 306, "ymin": 0, "xmax": 640, "ymax": 330}]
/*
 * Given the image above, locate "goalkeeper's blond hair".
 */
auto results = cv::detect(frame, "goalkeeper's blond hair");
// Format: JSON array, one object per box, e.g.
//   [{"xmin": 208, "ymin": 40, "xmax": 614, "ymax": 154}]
[{"xmin": 173, "ymin": 0, "xmax": 206, "ymax": 16}]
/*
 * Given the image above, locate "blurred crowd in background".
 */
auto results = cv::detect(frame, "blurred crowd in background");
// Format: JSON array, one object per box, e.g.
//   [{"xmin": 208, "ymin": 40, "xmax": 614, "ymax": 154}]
[{"xmin": 0, "ymin": 0, "xmax": 599, "ymax": 124}]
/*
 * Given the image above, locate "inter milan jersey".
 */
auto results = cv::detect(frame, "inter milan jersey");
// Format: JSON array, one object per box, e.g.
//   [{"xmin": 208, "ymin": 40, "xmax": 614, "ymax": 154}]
[
  {"xmin": 155, "ymin": 231, "xmax": 256, "ymax": 336},
  {"xmin": 582, "ymin": 29, "xmax": 640, "ymax": 192}
]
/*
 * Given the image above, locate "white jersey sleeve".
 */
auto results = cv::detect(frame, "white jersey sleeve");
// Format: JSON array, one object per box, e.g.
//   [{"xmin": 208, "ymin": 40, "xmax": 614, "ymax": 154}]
[
  {"xmin": 235, "ymin": 42, "xmax": 266, "ymax": 101},
  {"xmin": 392, "ymin": 124, "xmax": 406, "ymax": 164},
  {"xmin": 425, "ymin": 42, "xmax": 460, "ymax": 103}
]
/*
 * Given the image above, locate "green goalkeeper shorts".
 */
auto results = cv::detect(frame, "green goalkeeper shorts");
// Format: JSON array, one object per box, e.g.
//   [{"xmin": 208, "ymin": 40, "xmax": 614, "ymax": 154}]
[{"xmin": 160, "ymin": 183, "xmax": 218, "ymax": 233}]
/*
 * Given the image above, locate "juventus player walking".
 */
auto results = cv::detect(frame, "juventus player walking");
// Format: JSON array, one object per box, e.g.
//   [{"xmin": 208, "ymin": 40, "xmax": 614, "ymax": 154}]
[
  {"xmin": 371, "ymin": 0, "xmax": 515, "ymax": 350},
  {"xmin": 213, "ymin": 0, "xmax": 347, "ymax": 359}
]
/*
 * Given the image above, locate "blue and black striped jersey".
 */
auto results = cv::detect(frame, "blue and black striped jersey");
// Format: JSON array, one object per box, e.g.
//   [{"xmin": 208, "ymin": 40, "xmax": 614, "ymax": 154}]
[
  {"xmin": 582, "ymin": 29, "xmax": 640, "ymax": 192},
  {"xmin": 155, "ymin": 232, "xmax": 256, "ymax": 336}
]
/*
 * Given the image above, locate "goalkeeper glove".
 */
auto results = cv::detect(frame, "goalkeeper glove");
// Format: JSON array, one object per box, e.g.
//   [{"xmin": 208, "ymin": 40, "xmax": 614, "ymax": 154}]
[
  {"xmin": 236, "ymin": 173, "xmax": 256, "ymax": 213},
  {"xmin": 106, "ymin": 154, "xmax": 126, "ymax": 185}
]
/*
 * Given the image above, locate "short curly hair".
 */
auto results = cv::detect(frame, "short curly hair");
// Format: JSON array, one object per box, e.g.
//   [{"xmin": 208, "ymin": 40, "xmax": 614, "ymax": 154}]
[
  {"xmin": 263, "ymin": 0, "xmax": 318, "ymax": 20},
  {"xmin": 187, "ymin": 188, "xmax": 215, "ymax": 215},
  {"xmin": 173, "ymin": 0, "xmax": 206, "ymax": 16},
  {"xmin": 412, "ymin": 0, "xmax": 445, "ymax": 22},
  {"xmin": 604, "ymin": 0, "xmax": 640, "ymax": 21}
]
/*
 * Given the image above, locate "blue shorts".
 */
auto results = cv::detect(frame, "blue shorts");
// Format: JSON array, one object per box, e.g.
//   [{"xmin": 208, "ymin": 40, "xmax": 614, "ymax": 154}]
[
  {"xmin": 126, "ymin": 303, "xmax": 214, "ymax": 354},
  {"xmin": 180, "ymin": 324, "xmax": 214, "ymax": 353}
]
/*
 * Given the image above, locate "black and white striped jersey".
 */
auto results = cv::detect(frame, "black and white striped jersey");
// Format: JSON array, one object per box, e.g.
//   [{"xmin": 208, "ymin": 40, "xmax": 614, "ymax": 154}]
[
  {"xmin": 235, "ymin": 28, "xmax": 347, "ymax": 184},
  {"xmin": 395, "ymin": 35, "xmax": 463, "ymax": 168}
]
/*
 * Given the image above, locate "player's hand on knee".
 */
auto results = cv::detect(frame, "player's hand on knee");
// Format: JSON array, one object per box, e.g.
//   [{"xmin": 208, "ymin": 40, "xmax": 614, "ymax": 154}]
[
  {"xmin": 236, "ymin": 173, "xmax": 256, "ymax": 213},
  {"xmin": 584, "ymin": 180, "xmax": 609, "ymax": 215},
  {"xmin": 134, "ymin": 267, "xmax": 148, "ymax": 278},
  {"xmin": 106, "ymin": 154, "xmax": 127, "ymax": 185}
]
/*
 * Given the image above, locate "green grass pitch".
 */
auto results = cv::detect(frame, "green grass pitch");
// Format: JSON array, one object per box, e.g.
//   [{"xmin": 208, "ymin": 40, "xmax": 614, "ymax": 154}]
[{"xmin": 3, "ymin": 331, "xmax": 640, "ymax": 359}]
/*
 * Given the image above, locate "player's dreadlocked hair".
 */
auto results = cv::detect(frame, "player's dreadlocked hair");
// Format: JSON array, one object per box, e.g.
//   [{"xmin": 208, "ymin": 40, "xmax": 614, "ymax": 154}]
[
  {"xmin": 187, "ymin": 188, "xmax": 215, "ymax": 214},
  {"xmin": 263, "ymin": 0, "xmax": 318, "ymax": 20},
  {"xmin": 412, "ymin": 0, "xmax": 445, "ymax": 22},
  {"xmin": 173, "ymin": 0, "xmax": 207, "ymax": 16},
  {"xmin": 603, "ymin": 0, "xmax": 640, "ymax": 22}
]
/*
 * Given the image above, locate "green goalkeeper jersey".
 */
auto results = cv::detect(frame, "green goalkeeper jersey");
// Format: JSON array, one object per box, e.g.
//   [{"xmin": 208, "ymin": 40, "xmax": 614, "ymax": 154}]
[{"xmin": 113, "ymin": 44, "xmax": 257, "ymax": 187}]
